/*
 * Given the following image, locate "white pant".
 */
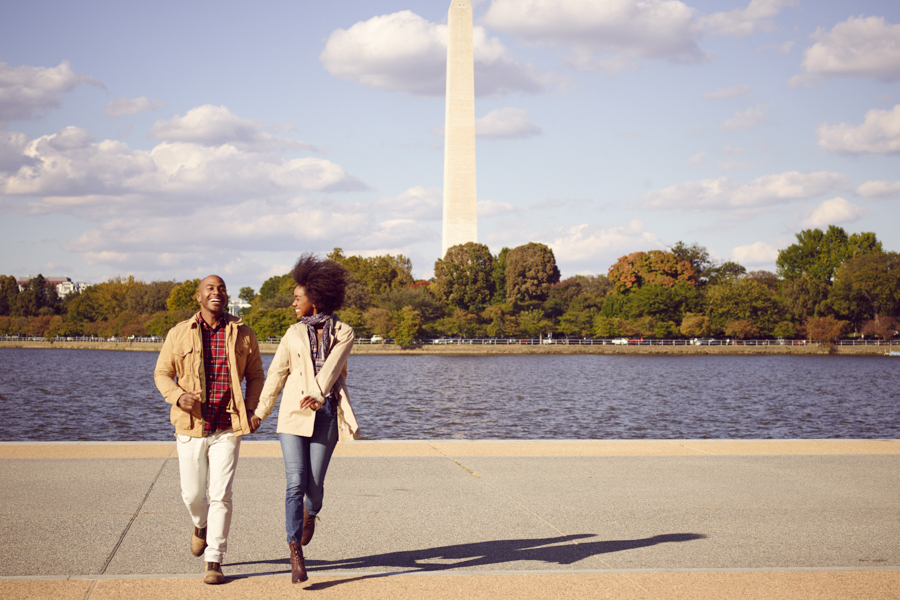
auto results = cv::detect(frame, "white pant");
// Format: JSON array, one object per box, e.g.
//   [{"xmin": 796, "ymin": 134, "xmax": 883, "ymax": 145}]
[{"xmin": 175, "ymin": 429, "xmax": 241, "ymax": 563}]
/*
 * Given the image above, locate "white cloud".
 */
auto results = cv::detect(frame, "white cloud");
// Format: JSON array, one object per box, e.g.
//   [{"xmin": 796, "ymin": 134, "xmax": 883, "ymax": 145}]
[
  {"xmin": 801, "ymin": 197, "xmax": 867, "ymax": 228},
  {"xmin": 0, "ymin": 130, "xmax": 32, "ymax": 172},
  {"xmin": 688, "ymin": 152, "xmax": 705, "ymax": 166},
  {"xmin": 816, "ymin": 105, "xmax": 900, "ymax": 155},
  {"xmin": 720, "ymin": 104, "xmax": 768, "ymax": 131},
  {"xmin": 482, "ymin": 0, "xmax": 706, "ymax": 73},
  {"xmin": 757, "ymin": 40, "xmax": 794, "ymax": 54},
  {"xmin": 0, "ymin": 123, "xmax": 366, "ymax": 217},
  {"xmin": 638, "ymin": 171, "xmax": 850, "ymax": 211},
  {"xmin": 370, "ymin": 185, "xmax": 442, "ymax": 220},
  {"xmin": 732, "ymin": 241, "xmax": 779, "ymax": 265},
  {"xmin": 148, "ymin": 105, "xmax": 316, "ymax": 152},
  {"xmin": 0, "ymin": 60, "xmax": 102, "ymax": 123},
  {"xmin": 797, "ymin": 16, "xmax": 900, "ymax": 81},
  {"xmin": 477, "ymin": 199, "xmax": 518, "ymax": 217},
  {"xmin": 104, "ymin": 96, "xmax": 165, "ymax": 118},
  {"xmin": 475, "ymin": 107, "xmax": 542, "ymax": 138},
  {"xmin": 704, "ymin": 84, "xmax": 751, "ymax": 99},
  {"xmin": 857, "ymin": 179, "xmax": 900, "ymax": 199},
  {"xmin": 696, "ymin": 0, "xmax": 795, "ymax": 38},
  {"xmin": 320, "ymin": 10, "xmax": 550, "ymax": 96},
  {"xmin": 547, "ymin": 219, "xmax": 664, "ymax": 266}
]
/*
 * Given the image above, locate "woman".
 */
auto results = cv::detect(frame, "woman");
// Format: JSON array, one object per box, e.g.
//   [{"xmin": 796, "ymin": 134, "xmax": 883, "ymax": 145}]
[{"xmin": 253, "ymin": 254, "xmax": 361, "ymax": 583}]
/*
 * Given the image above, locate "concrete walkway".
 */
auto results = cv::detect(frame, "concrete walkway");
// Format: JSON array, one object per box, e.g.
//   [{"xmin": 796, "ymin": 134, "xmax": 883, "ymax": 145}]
[{"xmin": 1, "ymin": 440, "xmax": 898, "ymax": 599}]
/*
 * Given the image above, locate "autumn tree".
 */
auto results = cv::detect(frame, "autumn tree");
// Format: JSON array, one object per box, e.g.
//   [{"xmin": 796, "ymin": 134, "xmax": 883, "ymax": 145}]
[
  {"xmin": 805, "ymin": 316, "xmax": 846, "ymax": 343},
  {"xmin": 505, "ymin": 242, "xmax": 560, "ymax": 304},
  {"xmin": 433, "ymin": 243, "xmax": 495, "ymax": 312},
  {"xmin": 680, "ymin": 313, "xmax": 711, "ymax": 338},
  {"xmin": 608, "ymin": 250, "xmax": 697, "ymax": 294}
]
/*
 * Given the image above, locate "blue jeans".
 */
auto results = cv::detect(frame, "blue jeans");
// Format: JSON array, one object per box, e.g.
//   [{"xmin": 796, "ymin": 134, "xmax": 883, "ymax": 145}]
[{"xmin": 278, "ymin": 410, "xmax": 338, "ymax": 544}]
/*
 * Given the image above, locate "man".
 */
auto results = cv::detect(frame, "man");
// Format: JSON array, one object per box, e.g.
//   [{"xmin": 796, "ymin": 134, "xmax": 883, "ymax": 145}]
[{"xmin": 154, "ymin": 275, "xmax": 265, "ymax": 584}]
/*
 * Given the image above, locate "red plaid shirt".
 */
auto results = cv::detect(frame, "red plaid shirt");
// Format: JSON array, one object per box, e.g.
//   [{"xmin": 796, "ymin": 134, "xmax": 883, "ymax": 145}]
[{"xmin": 199, "ymin": 314, "xmax": 232, "ymax": 435}]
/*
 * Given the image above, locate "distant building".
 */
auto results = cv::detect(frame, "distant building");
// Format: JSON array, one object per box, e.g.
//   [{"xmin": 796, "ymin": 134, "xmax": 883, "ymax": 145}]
[
  {"xmin": 227, "ymin": 299, "xmax": 250, "ymax": 317},
  {"xmin": 16, "ymin": 276, "xmax": 88, "ymax": 297}
]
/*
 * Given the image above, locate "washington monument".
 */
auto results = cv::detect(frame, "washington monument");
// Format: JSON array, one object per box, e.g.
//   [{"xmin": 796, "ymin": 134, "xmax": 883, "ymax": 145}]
[{"xmin": 442, "ymin": 0, "xmax": 477, "ymax": 257}]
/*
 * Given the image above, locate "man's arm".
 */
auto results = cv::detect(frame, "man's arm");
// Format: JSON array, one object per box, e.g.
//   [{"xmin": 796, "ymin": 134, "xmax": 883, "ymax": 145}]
[{"xmin": 154, "ymin": 328, "xmax": 200, "ymax": 409}]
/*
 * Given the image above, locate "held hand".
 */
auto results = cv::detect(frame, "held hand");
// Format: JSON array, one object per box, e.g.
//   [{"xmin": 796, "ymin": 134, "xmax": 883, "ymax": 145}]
[
  {"xmin": 299, "ymin": 395, "xmax": 321, "ymax": 411},
  {"xmin": 177, "ymin": 390, "xmax": 201, "ymax": 411},
  {"xmin": 249, "ymin": 415, "xmax": 261, "ymax": 433}
]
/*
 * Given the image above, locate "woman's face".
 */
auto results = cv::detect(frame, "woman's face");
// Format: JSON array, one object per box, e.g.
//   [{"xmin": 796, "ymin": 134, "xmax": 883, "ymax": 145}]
[{"xmin": 292, "ymin": 285, "xmax": 317, "ymax": 318}]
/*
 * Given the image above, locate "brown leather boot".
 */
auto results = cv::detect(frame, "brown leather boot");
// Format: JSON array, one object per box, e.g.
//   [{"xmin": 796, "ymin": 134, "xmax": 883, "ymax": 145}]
[
  {"xmin": 301, "ymin": 505, "xmax": 316, "ymax": 546},
  {"xmin": 191, "ymin": 526, "xmax": 207, "ymax": 557},
  {"xmin": 289, "ymin": 541, "xmax": 308, "ymax": 583},
  {"xmin": 204, "ymin": 561, "xmax": 225, "ymax": 584}
]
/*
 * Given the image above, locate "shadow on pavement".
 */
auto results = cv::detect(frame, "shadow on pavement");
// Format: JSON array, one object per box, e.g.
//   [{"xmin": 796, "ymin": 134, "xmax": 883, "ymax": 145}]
[{"xmin": 229, "ymin": 533, "xmax": 707, "ymax": 590}]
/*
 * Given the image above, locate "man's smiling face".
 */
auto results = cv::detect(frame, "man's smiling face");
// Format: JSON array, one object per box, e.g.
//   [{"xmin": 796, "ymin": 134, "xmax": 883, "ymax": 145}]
[{"xmin": 197, "ymin": 275, "xmax": 228, "ymax": 318}]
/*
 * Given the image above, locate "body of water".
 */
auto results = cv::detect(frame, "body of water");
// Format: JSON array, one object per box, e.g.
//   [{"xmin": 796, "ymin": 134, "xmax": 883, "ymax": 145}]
[{"xmin": 0, "ymin": 348, "xmax": 897, "ymax": 441}]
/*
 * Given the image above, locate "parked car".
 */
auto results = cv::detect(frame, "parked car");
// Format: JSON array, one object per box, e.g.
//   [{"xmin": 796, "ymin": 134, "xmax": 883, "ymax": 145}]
[
  {"xmin": 433, "ymin": 337, "xmax": 458, "ymax": 344},
  {"xmin": 611, "ymin": 338, "xmax": 628, "ymax": 345},
  {"xmin": 371, "ymin": 335, "xmax": 384, "ymax": 343}
]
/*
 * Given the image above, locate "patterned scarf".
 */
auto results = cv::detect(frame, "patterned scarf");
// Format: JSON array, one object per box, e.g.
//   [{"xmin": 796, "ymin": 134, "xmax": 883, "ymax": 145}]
[{"xmin": 300, "ymin": 313, "xmax": 334, "ymax": 378}]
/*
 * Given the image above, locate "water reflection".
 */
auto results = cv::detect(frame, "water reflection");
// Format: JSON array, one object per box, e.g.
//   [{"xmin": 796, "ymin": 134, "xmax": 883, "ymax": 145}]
[{"xmin": 0, "ymin": 349, "xmax": 896, "ymax": 441}]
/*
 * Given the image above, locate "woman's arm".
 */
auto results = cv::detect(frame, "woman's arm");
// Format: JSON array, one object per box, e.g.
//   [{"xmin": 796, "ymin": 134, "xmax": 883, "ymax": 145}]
[{"xmin": 254, "ymin": 328, "xmax": 295, "ymax": 421}]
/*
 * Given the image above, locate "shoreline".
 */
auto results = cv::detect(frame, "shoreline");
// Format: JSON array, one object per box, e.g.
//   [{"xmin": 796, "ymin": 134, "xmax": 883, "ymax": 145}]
[{"xmin": 0, "ymin": 340, "xmax": 893, "ymax": 355}]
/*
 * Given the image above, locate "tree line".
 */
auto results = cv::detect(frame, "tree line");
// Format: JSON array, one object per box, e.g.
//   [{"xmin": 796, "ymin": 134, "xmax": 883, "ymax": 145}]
[{"xmin": 2, "ymin": 225, "xmax": 898, "ymax": 345}]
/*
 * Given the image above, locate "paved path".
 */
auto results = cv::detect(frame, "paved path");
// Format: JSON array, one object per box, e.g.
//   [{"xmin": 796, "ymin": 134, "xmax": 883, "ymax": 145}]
[{"xmin": 1, "ymin": 440, "xmax": 898, "ymax": 599}]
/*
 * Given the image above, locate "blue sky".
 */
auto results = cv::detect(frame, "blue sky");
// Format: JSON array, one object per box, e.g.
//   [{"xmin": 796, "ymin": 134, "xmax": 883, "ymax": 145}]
[{"xmin": 2, "ymin": 0, "xmax": 899, "ymax": 293}]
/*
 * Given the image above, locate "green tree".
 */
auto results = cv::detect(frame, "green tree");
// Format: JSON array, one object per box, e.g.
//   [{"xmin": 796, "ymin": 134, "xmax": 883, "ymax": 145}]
[
  {"xmin": 517, "ymin": 308, "xmax": 552, "ymax": 337},
  {"xmin": 125, "ymin": 280, "xmax": 177, "ymax": 314},
  {"xmin": 592, "ymin": 316, "xmax": 624, "ymax": 338},
  {"xmin": 364, "ymin": 307, "xmax": 395, "ymax": 338},
  {"xmin": 670, "ymin": 241, "xmax": 715, "ymax": 281},
  {"xmin": 243, "ymin": 308, "xmax": 295, "ymax": 340},
  {"xmin": 0, "ymin": 275, "xmax": 19, "ymax": 316},
  {"xmin": 491, "ymin": 247, "xmax": 510, "ymax": 305},
  {"xmin": 167, "ymin": 279, "xmax": 201, "ymax": 312},
  {"xmin": 830, "ymin": 252, "xmax": 900, "ymax": 331},
  {"xmin": 373, "ymin": 286, "xmax": 444, "ymax": 322},
  {"xmin": 706, "ymin": 279, "xmax": 784, "ymax": 336},
  {"xmin": 558, "ymin": 307, "xmax": 597, "ymax": 337},
  {"xmin": 238, "ymin": 286, "xmax": 255, "ymax": 303},
  {"xmin": 622, "ymin": 282, "xmax": 701, "ymax": 322},
  {"xmin": 772, "ymin": 321, "xmax": 797, "ymax": 339},
  {"xmin": 391, "ymin": 306, "xmax": 423, "ymax": 346},
  {"xmin": 148, "ymin": 309, "xmax": 195, "ymax": 337},
  {"xmin": 776, "ymin": 226, "xmax": 881, "ymax": 283},
  {"xmin": 505, "ymin": 242, "xmax": 561, "ymax": 304},
  {"xmin": 328, "ymin": 248, "xmax": 414, "ymax": 297},
  {"xmin": 258, "ymin": 273, "xmax": 294, "ymax": 302},
  {"xmin": 433, "ymin": 242, "xmax": 495, "ymax": 312},
  {"xmin": 481, "ymin": 304, "xmax": 517, "ymax": 337}
]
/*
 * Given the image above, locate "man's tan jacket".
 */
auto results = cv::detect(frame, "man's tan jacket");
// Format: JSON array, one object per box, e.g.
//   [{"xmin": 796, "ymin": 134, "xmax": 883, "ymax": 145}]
[{"xmin": 154, "ymin": 313, "xmax": 265, "ymax": 437}]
